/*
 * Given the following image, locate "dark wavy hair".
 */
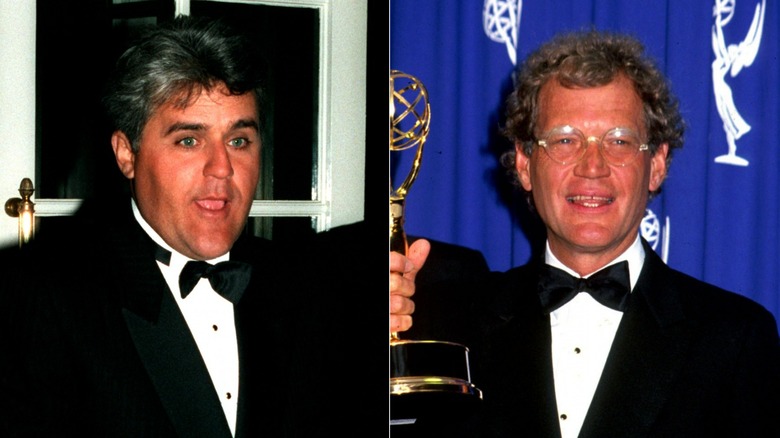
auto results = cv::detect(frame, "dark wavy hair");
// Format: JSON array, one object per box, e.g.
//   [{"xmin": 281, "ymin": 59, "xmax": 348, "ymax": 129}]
[
  {"xmin": 102, "ymin": 15, "xmax": 266, "ymax": 151},
  {"xmin": 501, "ymin": 30, "xmax": 685, "ymax": 198}
]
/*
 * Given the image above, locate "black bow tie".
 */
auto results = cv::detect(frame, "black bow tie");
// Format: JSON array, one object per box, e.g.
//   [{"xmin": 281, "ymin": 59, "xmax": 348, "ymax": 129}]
[
  {"xmin": 538, "ymin": 261, "xmax": 631, "ymax": 313},
  {"xmin": 154, "ymin": 245, "xmax": 251, "ymax": 304},
  {"xmin": 179, "ymin": 260, "xmax": 252, "ymax": 303}
]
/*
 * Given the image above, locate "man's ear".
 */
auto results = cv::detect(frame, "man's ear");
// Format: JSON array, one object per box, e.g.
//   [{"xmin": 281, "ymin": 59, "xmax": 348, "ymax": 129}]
[
  {"xmin": 515, "ymin": 141, "xmax": 533, "ymax": 191},
  {"xmin": 649, "ymin": 142, "xmax": 669, "ymax": 192},
  {"xmin": 111, "ymin": 131, "xmax": 135, "ymax": 179}
]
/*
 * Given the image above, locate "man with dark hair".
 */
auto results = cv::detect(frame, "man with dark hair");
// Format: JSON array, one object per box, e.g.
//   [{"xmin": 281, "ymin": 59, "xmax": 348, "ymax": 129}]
[
  {"xmin": 396, "ymin": 30, "xmax": 779, "ymax": 437},
  {"xmin": 0, "ymin": 16, "xmax": 397, "ymax": 437}
]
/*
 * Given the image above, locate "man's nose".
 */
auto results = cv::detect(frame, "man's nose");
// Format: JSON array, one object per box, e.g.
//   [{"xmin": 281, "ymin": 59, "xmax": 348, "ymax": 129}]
[
  {"xmin": 204, "ymin": 144, "xmax": 234, "ymax": 178},
  {"xmin": 574, "ymin": 136, "xmax": 609, "ymax": 175}
]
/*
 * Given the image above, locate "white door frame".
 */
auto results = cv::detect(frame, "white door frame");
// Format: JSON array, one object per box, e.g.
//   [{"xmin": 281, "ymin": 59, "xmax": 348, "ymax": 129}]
[{"xmin": 0, "ymin": 0, "xmax": 36, "ymax": 247}]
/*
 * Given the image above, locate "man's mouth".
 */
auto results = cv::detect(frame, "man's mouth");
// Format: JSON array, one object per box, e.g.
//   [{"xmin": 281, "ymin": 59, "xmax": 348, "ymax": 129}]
[
  {"xmin": 566, "ymin": 195, "xmax": 614, "ymax": 207},
  {"xmin": 196, "ymin": 199, "xmax": 228, "ymax": 210}
]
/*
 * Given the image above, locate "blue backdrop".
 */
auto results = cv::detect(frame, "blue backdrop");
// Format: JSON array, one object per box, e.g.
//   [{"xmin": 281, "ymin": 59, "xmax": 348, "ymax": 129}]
[{"xmin": 390, "ymin": 0, "xmax": 780, "ymax": 330}]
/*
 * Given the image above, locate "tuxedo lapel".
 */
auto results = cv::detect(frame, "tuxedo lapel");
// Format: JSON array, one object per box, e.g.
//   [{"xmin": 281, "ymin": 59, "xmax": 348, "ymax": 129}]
[
  {"xmin": 580, "ymin": 241, "xmax": 692, "ymax": 438},
  {"xmin": 229, "ymin": 233, "xmax": 292, "ymax": 437},
  {"xmin": 476, "ymin": 265, "xmax": 562, "ymax": 437},
  {"xmin": 231, "ymin": 234, "xmax": 263, "ymax": 438},
  {"xmin": 110, "ymin": 205, "xmax": 232, "ymax": 438},
  {"xmin": 123, "ymin": 291, "xmax": 232, "ymax": 437}
]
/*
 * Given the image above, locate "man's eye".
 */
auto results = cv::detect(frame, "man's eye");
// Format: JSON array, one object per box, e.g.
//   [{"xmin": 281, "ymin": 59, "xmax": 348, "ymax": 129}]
[
  {"xmin": 229, "ymin": 138, "xmax": 249, "ymax": 148},
  {"xmin": 551, "ymin": 136, "xmax": 579, "ymax": 146},
  {"xmin": 607, "ymin": 137, "xmax": 636, "ymax": 148},
  {"xmin": 179, "ymin": 137, "xmax": 197, "ymax": 147}
]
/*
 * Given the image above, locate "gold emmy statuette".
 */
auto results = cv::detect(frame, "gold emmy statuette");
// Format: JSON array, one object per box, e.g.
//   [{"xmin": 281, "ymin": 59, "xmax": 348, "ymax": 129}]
[{"xmin": 390, "ymin": 70, "xmax": 482, "ymax": 422}]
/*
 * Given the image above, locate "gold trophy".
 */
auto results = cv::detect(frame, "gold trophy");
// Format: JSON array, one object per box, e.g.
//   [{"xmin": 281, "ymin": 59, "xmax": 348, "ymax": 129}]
[{"xmin": 390, "ymin": 70, "xmax": 482, "ymax": 422}]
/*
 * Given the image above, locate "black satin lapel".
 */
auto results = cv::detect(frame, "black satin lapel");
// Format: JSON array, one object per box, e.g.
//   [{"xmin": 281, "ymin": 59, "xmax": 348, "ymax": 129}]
[
  {"xmin": 493, "ymin": 307, "xmax": 560, "ymax": 437},
  {"xmin": 108, "ymin": 205, "xmax": 166, "ymax": 321},
  {"xmin": 123, "ymin": 289, "xmax": 232, "ymax": 438},
  {"xmin": 580, "ymin": 247, "xmax": 691, "ymax": 438},
  {"xmin": 477, "ymin": 266, "xmax": 562, "ymax": 437},
  {"xmin": 232, "ymin": 234, "xmax": 290, "ymax": 437}
]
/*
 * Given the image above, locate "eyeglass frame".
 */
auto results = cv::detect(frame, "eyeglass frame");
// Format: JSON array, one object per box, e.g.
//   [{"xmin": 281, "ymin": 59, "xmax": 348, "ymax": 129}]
[{"xmin": 534, "ymin": 125, "xmax": 650, "ymax": 166}]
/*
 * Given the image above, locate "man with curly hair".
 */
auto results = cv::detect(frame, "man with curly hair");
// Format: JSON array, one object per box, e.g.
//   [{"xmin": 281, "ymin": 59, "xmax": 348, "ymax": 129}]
[{"xmin": 399, "ymin": 30, "xmax": 779, "ymax": 437}]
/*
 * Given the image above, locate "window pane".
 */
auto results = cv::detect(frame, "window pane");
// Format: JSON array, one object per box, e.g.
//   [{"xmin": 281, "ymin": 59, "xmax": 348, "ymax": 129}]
[
  {"xmin": 191, "ymin": 1, "xmax": 319, "ymax": 202},
  {"xmin": 247, "ymin": 215, "xmax": 317, "ymax": 243}
]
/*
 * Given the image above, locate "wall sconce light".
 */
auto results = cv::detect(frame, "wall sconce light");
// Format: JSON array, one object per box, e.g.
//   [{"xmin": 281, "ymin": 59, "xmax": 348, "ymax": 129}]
[{"xmin": 5, "ymin": 178, "xmax": 35, "ymax": 247}]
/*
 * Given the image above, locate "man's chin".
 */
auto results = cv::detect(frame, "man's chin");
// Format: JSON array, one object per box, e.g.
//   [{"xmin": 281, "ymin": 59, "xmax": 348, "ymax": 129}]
[{"xmin": 185, "ymin": 235, "xmax": 239, "ymax": 260}]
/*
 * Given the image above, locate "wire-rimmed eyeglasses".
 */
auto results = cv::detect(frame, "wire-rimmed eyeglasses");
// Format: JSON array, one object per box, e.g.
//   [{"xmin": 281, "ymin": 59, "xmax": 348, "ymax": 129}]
[{"xmin": 535, "ymin": 125, "xmax": 649, "ymax": 166}]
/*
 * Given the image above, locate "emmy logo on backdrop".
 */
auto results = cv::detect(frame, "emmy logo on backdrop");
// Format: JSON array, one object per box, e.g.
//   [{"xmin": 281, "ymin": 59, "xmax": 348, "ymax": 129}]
[
  {"xmin": 712, "ymin": 0, "xmax": 765, "ymax": 166},
  {"xmin": 390, "ymin": 70, "xmax": 482, "ymax": 423},
  {"xmin": 483, "ymin": 0, "xmax": 523, "ymax": 66}
]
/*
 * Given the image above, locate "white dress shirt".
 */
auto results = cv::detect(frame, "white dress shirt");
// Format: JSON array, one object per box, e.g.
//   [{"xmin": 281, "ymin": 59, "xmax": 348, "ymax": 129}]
[
  {"xmin": 545, "ymin": 235, "xmax": 645, "ymax": 438},
  {"xmin": 132, "ymin": 200, "xmax": 240, "ymax": 436}
]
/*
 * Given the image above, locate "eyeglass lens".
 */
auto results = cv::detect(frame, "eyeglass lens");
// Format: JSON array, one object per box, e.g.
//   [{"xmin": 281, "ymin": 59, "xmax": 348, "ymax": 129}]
[{"xmin": 539, "ymin": 126, "xmax": 645, "ymax": 165}]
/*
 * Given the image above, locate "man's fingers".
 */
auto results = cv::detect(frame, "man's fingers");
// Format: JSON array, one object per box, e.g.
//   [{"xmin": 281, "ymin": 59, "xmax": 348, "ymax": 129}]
[
  {"xmin": 405, "ymin": 239, "xmax": 431, "ymax": 281},
  {"xmin": 390, "ymin": 314, "xmax": 413, "ymax": 333},
  {"xmin": 390, "ymin": 294, "xmax": 415, "ymax": 315},
  {"xmin": 389, "ymin": 251, "xmax": 412, "ymax": 275},
  {"xmin": 390, "ymin": 272, "xmax": 415, "ymax": 298},
  {"xmin": 389, "ymin": 238, "xmax": 429, "ymax": 334}
]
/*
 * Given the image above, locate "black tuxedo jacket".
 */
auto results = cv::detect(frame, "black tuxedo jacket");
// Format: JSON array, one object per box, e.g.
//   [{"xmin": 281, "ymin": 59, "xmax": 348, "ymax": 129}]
[
  {"xmin": 0, "ymin": 199, "xmax": 332, "ymax": 437},
  {"xmin": 407, "ymin": 236, "xmax": 490, "ymax": 288},
  {"xmin": 409, "ymin": 239, "xmax": 780, "ymax": 437}
]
